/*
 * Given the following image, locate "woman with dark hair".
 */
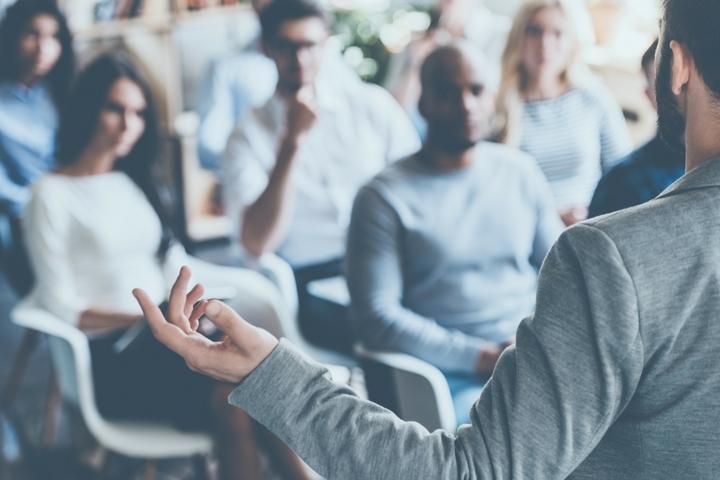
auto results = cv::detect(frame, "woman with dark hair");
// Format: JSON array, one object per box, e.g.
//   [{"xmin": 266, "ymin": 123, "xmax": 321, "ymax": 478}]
[
  {"xmin": 0, "ymin": 0, "xmax": 74, "ymax": 219},
  {"xmin": 23, "ymin": 53, "xmax": 312, "ymax": 480}
]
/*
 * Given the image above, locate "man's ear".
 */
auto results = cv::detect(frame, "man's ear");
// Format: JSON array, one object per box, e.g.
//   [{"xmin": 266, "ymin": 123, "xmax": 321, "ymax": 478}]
[{"xmin": 669, "ymin": 40, "xmax": 691, "ymax": 95}]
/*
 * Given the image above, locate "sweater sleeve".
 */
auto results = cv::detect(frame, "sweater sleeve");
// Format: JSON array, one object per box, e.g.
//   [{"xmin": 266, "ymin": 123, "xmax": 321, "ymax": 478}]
[
  {"xmin": 22, "ymin": 183, "xmax": 87, "ymax": 324},
  {"xmin": 347, "ymin": 184, "xmax": 499, "ymax": 373},
  {"xmin": 230, "ymin": 223, "xmax": 645, "ymax": 479}
]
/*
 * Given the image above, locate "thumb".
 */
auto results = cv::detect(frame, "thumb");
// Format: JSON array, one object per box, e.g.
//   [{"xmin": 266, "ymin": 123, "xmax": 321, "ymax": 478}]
[{"xmin": 203, "ymin": 300, "xmax": 255, "ymax": 345}]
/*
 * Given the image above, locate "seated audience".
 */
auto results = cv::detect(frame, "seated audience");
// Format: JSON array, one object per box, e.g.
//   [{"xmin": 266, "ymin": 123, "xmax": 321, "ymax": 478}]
[
  {"xmin": 222, "ymin": 0, "xmax": 420, "ymax": 352},
  {"xmin": 385, "ymin": 0, "xmax": 511, "ymax": 134},
  {"xmin": 589, "ymin": 40, "xmax": 684, "ymax": 217},
  {"xmin": 197, "ymin": 0, "xmax": 357, "ymax": 172},
  {"xmin": 23, "ymin": 53, "xmax": 312, "ymax": 480},
  {"xmin": 347, "ymin": 43, "xmax": 564, "ymax": 425},
  {"xmin": 496, "ymin": 0, "xmax": 632, "ymax": 226},
  {"xmin": 0, "ymin": 0, "xmax": 73, "ymax": 274}
]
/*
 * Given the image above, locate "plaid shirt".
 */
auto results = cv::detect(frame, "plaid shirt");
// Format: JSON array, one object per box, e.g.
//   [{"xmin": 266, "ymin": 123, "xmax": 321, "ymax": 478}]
[{"xmin": 589, "ymin": 135, "xmax": 685, "ymax": 217}]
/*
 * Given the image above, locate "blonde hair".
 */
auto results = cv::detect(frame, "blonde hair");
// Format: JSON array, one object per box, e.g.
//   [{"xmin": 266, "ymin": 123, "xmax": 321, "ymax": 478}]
[{"xmin": 496, "ymin": 0, "xmax": 592, "ymax": 146}]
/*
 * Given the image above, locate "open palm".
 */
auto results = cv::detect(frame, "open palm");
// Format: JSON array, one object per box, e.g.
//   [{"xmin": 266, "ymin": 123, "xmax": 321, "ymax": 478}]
[{"xmin": 133, "ymin": 266, "xmax": 278, "ymax": 384}]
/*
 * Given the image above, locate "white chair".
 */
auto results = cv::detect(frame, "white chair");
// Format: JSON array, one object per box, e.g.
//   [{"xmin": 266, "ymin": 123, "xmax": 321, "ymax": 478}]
[
  {"xmin": 11, "ymin": 301, "xmax": 214, "ymax": 477},
  {"xmin": 355, "ymin": 346, "xmax": 457, "ymax": 432}
]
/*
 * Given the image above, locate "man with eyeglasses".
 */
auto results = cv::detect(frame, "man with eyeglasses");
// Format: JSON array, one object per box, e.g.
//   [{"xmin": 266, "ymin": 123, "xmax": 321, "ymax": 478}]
[
  {"xmin": 196, "ymin": 0, "xmax": 356, "ymax": 172},
  {"xmin": 222, "ymin": 0, "xmax": 420, "ymax": 354}
]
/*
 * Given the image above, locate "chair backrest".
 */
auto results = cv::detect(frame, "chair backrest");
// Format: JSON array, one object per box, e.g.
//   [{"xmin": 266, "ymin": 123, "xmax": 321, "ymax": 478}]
[{"xmin": 355, "ymin": 346, "xmax": 457, "ymax": 432}]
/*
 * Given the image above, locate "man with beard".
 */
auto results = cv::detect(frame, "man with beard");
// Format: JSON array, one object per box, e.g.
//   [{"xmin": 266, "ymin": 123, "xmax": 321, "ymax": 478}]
[
  {"xmin": 588, "ymin": 39, "xmax": 685, "ymax": 217},
  {"xmin": 136, "ymin": 0, "xmax": 720, "ymax": 477},
  {"xmin": 345, "ymin": 43, "xmax": 563, "ymax": 426}
]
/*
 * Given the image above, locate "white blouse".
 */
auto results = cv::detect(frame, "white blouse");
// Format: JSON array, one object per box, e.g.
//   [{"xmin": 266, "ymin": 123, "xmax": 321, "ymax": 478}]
[{"xmin": 23, "ymin": 172, "xmax": 189, "ymax": 325}]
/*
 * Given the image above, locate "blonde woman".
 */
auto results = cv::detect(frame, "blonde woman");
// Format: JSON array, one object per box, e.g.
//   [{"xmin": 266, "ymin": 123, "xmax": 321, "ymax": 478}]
[{"xmin": 496, "ymin": 0, "xmax": 631, "ymax": 225}]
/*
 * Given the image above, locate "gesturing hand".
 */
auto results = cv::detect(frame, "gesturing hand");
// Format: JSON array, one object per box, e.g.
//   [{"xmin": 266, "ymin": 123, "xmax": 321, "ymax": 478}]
[{"xmin": 132, "ymin": 266, "xmax": 279, "ymax": 384}]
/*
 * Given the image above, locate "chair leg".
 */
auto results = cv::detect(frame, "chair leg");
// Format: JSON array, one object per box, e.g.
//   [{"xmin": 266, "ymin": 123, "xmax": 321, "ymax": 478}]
[
  {"xmin": 41, "ymin": 371, "xmax": 61, "ymax": 447},
  {"xmin": 143, "ymin": 460, "xmax": 157, "ymax": 480},
  {"xmin": 0, "ymin": 330, "xmax": 40, "ymax": 409}
]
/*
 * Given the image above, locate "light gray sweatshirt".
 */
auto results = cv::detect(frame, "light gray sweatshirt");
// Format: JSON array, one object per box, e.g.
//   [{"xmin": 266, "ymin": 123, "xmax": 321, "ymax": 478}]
[{"xmin": 346, "ymin": 144, "xmax": 563, "ymax": 373}]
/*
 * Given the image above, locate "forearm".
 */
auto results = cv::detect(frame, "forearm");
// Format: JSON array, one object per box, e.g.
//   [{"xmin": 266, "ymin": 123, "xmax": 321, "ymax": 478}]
[
  {"xmin": 78, "ymin": 309, "xmax": 142, "ymax": 332},
  {"xmin": 230, "ymin": 340, "xmax": 470, "ymax": 480},
  {"xmin": 240, "ymin": 137, "xmax": 299, "ymax": 256}
]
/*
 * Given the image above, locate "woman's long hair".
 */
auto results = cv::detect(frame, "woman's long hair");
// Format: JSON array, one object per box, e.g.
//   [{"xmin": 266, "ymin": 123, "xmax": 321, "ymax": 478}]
[
  {"xmin": 496, "ymin": 0, "xmax": 591, "ymax": 146},
  {"xmin": 0, "ymin": 0, "xmax": 75, "ymax": 106},
  {"xmin": 56, "ymin": 53, "xmax": 174, "ymax": 257}
]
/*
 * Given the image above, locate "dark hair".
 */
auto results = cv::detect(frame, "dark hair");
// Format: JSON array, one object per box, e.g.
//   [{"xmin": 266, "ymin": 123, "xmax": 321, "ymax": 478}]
[
  {"xmin": 663, "ymin": 0, "xmax": 720, "ymax": 98},
  {"xmin": 258, "ymin": 0, "xmax": 327, "ymax": 42},
  {"xmin": 0, "ymin": 0, "xmax": 75, "ymax": 106},
  {"xmin": 641, "ymin": 39, "xmax": 658, "ymax": 77},
  {"xmin": 56, "ymin": 53, "xmax": 173, "ymax": 255}
]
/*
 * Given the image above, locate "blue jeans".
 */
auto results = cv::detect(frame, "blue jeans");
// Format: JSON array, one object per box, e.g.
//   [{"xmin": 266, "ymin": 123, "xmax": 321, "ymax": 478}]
[{"xmin": 445, "ymin": 372, "xmax": 489, "ymax": 427}]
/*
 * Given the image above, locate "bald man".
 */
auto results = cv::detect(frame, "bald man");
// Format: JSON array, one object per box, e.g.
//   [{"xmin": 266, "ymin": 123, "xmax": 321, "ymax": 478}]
[{"xmin": 346, "ymin": 44, "xmax": 564, "ymax": 425}]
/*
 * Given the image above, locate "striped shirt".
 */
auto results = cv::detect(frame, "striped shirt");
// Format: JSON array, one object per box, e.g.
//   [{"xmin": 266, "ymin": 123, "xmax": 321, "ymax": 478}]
[{"xmin": 519, "ymin": 87, "xmax": 632, "ymax": 210}]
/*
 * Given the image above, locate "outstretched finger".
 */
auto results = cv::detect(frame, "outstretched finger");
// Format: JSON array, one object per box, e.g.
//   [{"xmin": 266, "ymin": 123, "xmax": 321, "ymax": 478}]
[
  {"xmin": 203, "ymin": 300, "xmax": 256, "ymax": 346},
  {"xmin": 184, "ymin": 283, "xmax": 205, "ymax": 317},
  {"xmin": 167, "ymin": 266, "xmax": 192, "ymax": 333},
  {"xmin": 133, "ymin": 288, "xmax": 191, "ymax": 357}
]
